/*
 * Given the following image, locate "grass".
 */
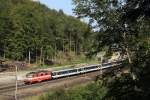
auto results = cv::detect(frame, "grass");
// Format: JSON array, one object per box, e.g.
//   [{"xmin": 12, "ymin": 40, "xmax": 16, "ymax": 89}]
[
  {"xmin": 23, "ymin": 80, "xmax": 107, "ymax": 100},
  {"xmin": 32, "ymin": 54, "xmax": 98, "ymax": 70},
  {"xmin": 22, "ymin": 81, "xmax": 93, "ymax": 100}
]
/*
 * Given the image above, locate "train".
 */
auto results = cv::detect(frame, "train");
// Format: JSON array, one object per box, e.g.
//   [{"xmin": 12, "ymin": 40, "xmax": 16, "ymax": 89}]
[{"xmin": 24, "ymin": 60, "xmax": 124, "ymax": 84}]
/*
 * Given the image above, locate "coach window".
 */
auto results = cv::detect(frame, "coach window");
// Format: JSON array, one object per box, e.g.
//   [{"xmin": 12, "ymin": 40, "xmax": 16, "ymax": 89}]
[
  {"xmin": 53, "ymin": 72, "xmax": 56, "ymax": 76},
  {"xmin": 41, "ymin": 73, "xmax": 44, "ymax": 76}
]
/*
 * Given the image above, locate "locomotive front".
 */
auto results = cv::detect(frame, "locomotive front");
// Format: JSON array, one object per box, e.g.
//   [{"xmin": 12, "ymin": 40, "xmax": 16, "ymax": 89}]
[{"xmin": 24, "ymin": 70, "xmax": 52, "ymax": 84}]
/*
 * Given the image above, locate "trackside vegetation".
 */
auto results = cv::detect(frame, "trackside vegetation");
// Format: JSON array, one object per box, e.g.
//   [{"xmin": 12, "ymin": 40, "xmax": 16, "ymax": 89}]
[
  {"xmin": 72, "ymin": 0, "xmax": 150, "ymax": 99},
  {"xmin": 1, "ymin": 0, "xmax": 150, "ymax": 100},
  {"xmin": 25, "ymin": 81, "xmax": 108, "ymax": 100},
  {"xmin": 27, "ymin": 0, "xmax": 150, "ymax": 99}
]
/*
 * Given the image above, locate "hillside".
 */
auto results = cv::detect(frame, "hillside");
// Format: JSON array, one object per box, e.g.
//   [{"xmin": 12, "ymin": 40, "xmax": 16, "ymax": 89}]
[{"xmin": 0, "ymin": 0, "xmax": 93, "ymax": 64}]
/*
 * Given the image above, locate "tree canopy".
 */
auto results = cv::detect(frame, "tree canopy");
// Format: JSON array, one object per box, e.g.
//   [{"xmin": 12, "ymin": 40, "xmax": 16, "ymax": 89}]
[
  {"xmin": 73, "ymin": 0, "xmax": 150, "ymax": 99},
  {"xmin": 0, "ymin": 0, "xmax": 93, "ymax": 63}
]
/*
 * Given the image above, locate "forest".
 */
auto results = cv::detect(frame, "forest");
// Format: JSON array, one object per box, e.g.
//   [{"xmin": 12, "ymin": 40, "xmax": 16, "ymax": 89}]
[
  {"xmin": 0, "ymin": 0, "xmax": 93, "ymax": 64},
  {"xmin": 0, "ymin": 0, "xmax": 150, "ymax": 100},
  {"xmin": 29, "ymin": 0, "xmax": 150, "ymax": 100}
]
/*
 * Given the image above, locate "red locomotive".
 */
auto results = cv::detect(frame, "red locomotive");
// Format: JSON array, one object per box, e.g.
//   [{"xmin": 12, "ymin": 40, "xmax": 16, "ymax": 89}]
[{"xmin": 24, "ymin": 70, "xmax": 52, "ymax": 84}]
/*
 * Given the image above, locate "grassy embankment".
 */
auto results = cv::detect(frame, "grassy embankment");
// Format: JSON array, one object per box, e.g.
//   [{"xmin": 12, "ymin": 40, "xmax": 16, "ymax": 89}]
[
  {"xmin": 33, "ymin": 53, "xmax": 98, "ymax": 70},
  {"xmin": 23, "ymin": 80, "xmax": 107, "ymax": 100}
]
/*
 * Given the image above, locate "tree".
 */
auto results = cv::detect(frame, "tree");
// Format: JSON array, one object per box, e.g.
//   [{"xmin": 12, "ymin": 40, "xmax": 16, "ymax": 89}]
[
  {"xmin": 0, "ymin": 0, "xmax": 91, "ymax": 63},
  {"xmin": 122, "ymin": 0, "xmax": 150, "ymax": 22},
  {"xmin": 73, "ymin": 0, "xmax": 150, "ymax": 99}
]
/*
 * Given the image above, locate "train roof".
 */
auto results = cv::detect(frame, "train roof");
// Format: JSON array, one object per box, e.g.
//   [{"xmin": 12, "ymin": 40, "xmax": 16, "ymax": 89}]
[
  {"xmin": 52, "ymin": 64, "xmax": 100, "ymax": 73},
  {"xmin": 52, "ymin": 68, "xmax": 79, "ymax": 73},
  {"xmin": 26, "ymin": 70, "xmax": 50, "ymax": 75}
]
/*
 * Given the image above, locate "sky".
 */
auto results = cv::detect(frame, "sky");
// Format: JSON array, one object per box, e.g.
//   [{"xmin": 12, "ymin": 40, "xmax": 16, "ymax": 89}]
[{"xmin": 38, "ymin": 0, "xmax": 75, "ymax": 16}]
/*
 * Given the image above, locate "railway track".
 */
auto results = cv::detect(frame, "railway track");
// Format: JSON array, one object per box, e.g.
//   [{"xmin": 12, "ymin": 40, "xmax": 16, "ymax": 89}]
[
  {"xmin": 0, "ymin": 72, "xmax": 98, "ymax": 100},
  {"xmin": 0, "ymin": 70, "xmax": 99, "ymax": 93},
  {"xmin": 0, "ymin": 62, "xmax": 124, "ymax": 100},
  {"xmin": 0, "ymin": 65, "xmax": 122, "ymax": 92}
]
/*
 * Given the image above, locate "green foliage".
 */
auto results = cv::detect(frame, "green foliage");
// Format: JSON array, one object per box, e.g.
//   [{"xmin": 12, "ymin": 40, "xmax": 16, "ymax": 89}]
[
  {"xmin": 73, "ymin": 0, "xmax": 150, "ymax": 99},
  {"xmin": 122, "ymin": 0, "xmax": 150, "ymax": 22},
  {"xmin": 0, "ymin": 0, "xmax": 93, "ymax": 61},
  {"xmin": 36, "ymin": 81, "xmax": 107, "ymax": 100},
  {"xmin": 104, "ymin": 74, "xmax": 140, "ymax": 100},
  {"xmin": 73, "ymin": 0, "xmax": 125, "ymax": 55}
]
